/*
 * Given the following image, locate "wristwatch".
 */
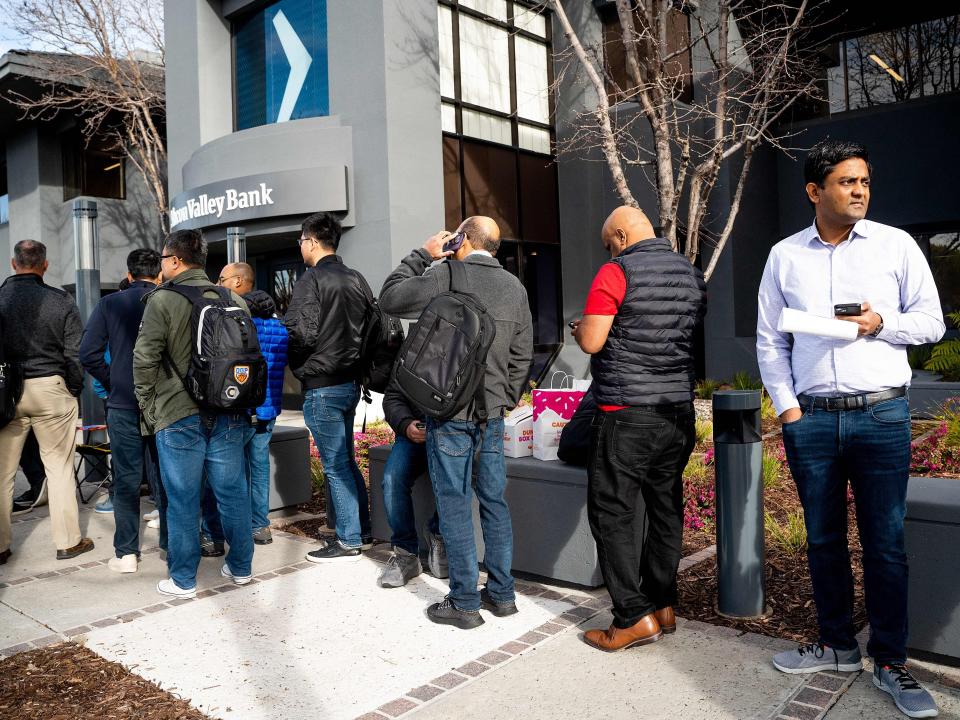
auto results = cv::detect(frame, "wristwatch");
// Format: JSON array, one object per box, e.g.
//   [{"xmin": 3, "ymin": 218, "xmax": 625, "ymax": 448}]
[{"xmin": 869, "ymin": 314, "xmax": 884, "ymax": 337}]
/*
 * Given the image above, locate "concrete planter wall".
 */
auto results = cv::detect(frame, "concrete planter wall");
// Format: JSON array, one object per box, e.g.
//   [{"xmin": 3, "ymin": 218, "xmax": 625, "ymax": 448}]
[
  {"xmin": 905, "ymin": 475, "xmax": 960, "ymax": 663},
  {"xmin": 368, "ymin": 445, "xmax": 607, "ymax": 587},
  {"xmin": 910, "ymin": 372, "xmax": 960, "ymax": 418}
]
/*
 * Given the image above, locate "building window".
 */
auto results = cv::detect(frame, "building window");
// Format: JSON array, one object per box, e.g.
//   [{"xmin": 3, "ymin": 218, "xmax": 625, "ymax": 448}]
[
  {"xmin": 827, "ymin": 14, "xmax": 960, "ymax": 114},
  {"xmin": 234, "ymin": 0, "xmax": 329, "ymax": 131},
  {"xmin": 61, "ymin": 130, "xmax": 125, "ymax": 201},
  {"xmin": 601, "ymin": 5, "xmax": 693, "ymax": 104},
  {"xmin": 439, "ymin": 1, "xmax": 561, "ymax": 364},
  {"xmin": 0, "ymin": 156, "xmax": 7, "ymax": 225},
  {"xmin": 915, "ymin": 231, "xmax": 960, "ymax": 319}
]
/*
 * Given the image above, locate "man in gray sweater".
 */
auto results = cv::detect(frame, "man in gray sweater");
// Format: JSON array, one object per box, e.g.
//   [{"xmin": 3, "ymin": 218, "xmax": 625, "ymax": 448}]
[{"xmin": 380, "ymin": 216, "xmax": 533, "ymax": 629}]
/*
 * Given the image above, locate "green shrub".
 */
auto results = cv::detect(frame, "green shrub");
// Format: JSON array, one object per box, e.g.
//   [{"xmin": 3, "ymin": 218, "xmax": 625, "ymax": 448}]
[
  {"xmin": 762, "ymin": 450, "xmax": 782, "ymax": 488},
  {"xmin": 924, "ymin": 312, "xmax": 960, "ymax": 381},
  {"xmin": 683, "ymin": 454, "xmax": 709, "ymax": 483},
  {"xmin": 695, "ymin": 419, "xmax": 713, "ymax": 446},
  {"xmin": 731, "ymin": 371, "xmax": 763, "ymax": 390},
  {"xmin": 761, "ymin": 391, "xmax": 778, "ymax": 423},
  {"xmin": 935, "ymin": 396, "xmax": 960, "ymax": 449},
  {"xmin": 908, "ymin": 345, "xmax": 934, "ymax": 371},
  {"xmin": 765, "ymin": 510, "xmax": 807, "ymax": 555},
  {"xmin": 310, "ymin": 457, "xmax": 325, "ymax": 493},
  {"xmin": 695, "ymin": 378, "xmax": 722, "ymax": 399}
]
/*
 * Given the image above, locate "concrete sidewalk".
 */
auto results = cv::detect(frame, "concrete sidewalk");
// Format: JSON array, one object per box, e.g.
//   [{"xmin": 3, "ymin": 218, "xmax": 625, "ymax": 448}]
[{"xmin": 2, "ymin": 481, "xmax": 959, "ymax": 719}]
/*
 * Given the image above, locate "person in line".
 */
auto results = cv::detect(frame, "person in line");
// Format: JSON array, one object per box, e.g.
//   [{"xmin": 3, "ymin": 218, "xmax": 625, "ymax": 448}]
[
  {"xmin": 380, "ymin": 216, "xmax": 533, "ymax": 629},
  {"xmin": 0, "ymin": 240, "xmax": 94, "ymax": 562},
  {"xmin": 572, "ymin": 206, "xmax": 706, "ymax": 651},
  {"xmin": 378, "ymin": 377, "xmax": 446, "ymax": 588},
  {"xmin": 200, "ymin": 262, "xmax": 288, "ymax": 548},
  {"xmin": 80, "ymin": 249, "xmax": 162, "ymax": 573},
  {"xmin": 133, "ymin": 229, "xmax": 254, "ymax": 598},
  {"xmin": 11, "ymin": 430, "xmax": 46, "ymax": 515},
  {"xmin": 758, "ymin": 140, "xmax": 944, "ymax": 719},
  {"xmin": 284, "ymin": 212, "xmax": 372, "ymax": 562}
]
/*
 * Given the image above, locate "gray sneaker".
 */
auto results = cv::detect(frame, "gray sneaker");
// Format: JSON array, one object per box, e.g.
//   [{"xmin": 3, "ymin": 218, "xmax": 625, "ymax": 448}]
[
  {"xmin": 425, "ymin": 527, "xmax": 448, "ymax": 579},
  {"xmin": 772, "ymin": 642, "xmax": 863, "ymax": 674},
  {"xmin": 253, "ymin": 526, "xmax": 273, "ymax": 545},
  {"xmin": 378, "ymin": 547, "xmax": 422, "ymax": 588},
  {"xmin": 874, "ymin": 664, "xmax": 939, "ymax": 718}
]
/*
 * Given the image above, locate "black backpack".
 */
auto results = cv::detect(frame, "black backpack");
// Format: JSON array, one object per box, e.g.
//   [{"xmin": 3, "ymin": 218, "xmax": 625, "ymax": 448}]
[
  {"xmin": 0, "ymin": 315, "xmax": 24, "ymax": 429},
  {"xmin": 161, "ymin": 284, "xmax": 267, "ymax": 412},
  {"xmin": 393, "ymin": 259, "xmax": 496, "ymax": 420},
  {"xmin": 357, "ymin": 275, "xmax": 405, "ymax": 397}
]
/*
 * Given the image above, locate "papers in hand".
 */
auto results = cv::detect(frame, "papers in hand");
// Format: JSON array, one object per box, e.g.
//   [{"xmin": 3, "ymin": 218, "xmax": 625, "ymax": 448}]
[{"xmin": 777, "ymin": 307, "xmax": 859, "ymax": 341}]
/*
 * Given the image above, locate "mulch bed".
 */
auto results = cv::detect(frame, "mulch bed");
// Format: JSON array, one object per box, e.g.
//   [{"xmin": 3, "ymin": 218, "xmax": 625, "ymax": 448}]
[{"xmin": 0, "ymin": 643, "xmax": 212, "ymax": 720}]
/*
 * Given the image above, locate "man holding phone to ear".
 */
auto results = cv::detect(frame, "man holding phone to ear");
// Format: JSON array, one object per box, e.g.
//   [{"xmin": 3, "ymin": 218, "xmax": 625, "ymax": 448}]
[{"xmin": 757, "ymin": 140, "xmax": 944, "ymax": 718}]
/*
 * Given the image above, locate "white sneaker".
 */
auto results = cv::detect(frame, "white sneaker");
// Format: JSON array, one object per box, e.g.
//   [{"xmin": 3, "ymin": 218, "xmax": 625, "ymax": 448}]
[
  {"xmin": 147, "ymin": 518, "xmax": 160, "ymax": 529},
  {"xmin": 157, "ymin": 578, "xmax": 196, "ymax": 598},
  {"xmin": 143, "ymin": 509, "xmax": 159, "ymax": 521},
  {"xmin": 221, "ymin": 564, "xmax": 252, "ymax": 585},
  {"xmin": 107, "ymin": 554, "xmax": 138, "ymax": 573}
]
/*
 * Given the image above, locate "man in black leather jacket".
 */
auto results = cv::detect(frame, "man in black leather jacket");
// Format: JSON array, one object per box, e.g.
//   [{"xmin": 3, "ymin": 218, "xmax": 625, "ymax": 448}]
[
  {"xmin": 284, "ymin": 212, "xmax": 373, "ymax": 563},
  {"xmin": 0, "ymin": 240, "xmax": 94, "ymax": 562}
]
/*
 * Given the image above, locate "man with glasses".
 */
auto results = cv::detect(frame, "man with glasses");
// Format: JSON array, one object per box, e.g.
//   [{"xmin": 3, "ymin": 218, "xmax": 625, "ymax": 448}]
[
  {"xmin": 284, "ymin": 212, "xmax": 373, "ymax": 562},
  {"xmin": 134, "ymin": 230, "xmax": 254, "ymax": 598}
]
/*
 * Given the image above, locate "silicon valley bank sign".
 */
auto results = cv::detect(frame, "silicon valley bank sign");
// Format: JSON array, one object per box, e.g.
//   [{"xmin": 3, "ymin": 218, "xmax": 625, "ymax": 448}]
[{"xmin": 169, "ymin": 167, "xmax": 347, "ymax": 230}]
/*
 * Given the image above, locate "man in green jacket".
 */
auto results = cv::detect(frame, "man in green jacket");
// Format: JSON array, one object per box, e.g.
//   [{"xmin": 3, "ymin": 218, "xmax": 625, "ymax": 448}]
[{"xmin": 133, "ymin": 229, "xmax": 254, "ymax": 599}]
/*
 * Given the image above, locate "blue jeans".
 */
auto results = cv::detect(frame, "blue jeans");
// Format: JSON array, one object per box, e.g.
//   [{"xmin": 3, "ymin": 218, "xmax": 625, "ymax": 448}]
[
  {"xmin": 155, "ymin": 414, "xmax": 253, "ymax": 590},
  {"xmin": 382, "ymin": 434, "xmax": 439, "ymax": 555},
  {"xmin": 426, "ymin": 417, "xmax": 513, "ymax": 612},
  {"xmin": 106, "ymin": 408, "xmax": 145, "ymax": 558},
  {"xmin": 303, "ymin": 382, "xmax": 370, "ymax": 548},
  {"xmin": 201, "ymin": 418, "xmax": 276, "ymax": 537},
  {"xmin": 781, "ymin": 395, "xmax": 911, "ymax": 665}
]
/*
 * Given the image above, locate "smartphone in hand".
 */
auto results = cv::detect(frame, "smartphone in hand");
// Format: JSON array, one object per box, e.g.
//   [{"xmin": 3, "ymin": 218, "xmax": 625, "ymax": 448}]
[
  {"xmin": 442, "ymin": 231, "xmax": 466, "ymax": 254},
  {"xmin": 834, "ymin": 303, "xmax": 863, "ymax": 316}
]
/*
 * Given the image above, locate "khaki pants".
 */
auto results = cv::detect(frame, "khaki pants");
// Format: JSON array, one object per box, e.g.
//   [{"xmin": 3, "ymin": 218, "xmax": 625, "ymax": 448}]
[{"xmin": 0, "ymin": 376, "xmax": 81, "ymax": 552}]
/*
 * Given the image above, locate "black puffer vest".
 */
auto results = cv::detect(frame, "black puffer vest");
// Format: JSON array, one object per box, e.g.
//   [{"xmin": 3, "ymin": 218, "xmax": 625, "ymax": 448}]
[{"xmin": 590, "ymin": 238, "xmax": 707, "ymax": 406}]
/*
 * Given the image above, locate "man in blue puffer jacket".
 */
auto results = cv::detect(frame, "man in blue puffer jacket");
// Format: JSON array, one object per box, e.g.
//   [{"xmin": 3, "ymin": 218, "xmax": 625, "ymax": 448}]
[{"xmin": 204, "ymin": 263, "xmax": 288, "ymax": 546}]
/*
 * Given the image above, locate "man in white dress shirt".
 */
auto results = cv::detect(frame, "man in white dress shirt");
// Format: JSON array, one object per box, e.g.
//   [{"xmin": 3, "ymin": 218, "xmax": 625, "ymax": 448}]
[{"xmin": 757, "ymin": 140, "xmax": 944, "ymax": 719}]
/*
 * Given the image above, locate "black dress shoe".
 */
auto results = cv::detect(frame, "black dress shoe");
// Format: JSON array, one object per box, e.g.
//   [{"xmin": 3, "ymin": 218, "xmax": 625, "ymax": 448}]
[
  {"xmin": 56, "ymin": 538, "xmax": 95, "ymax": 560},
  {"xmin": 200, "ymin": 533, "xmax": 225, "ymax": 557},
  {"xmin": 427, "ymin": 597, "xmax": 485, "ymax": 629},
  {"xmin": 480, "ymin": 587, "xmax": 519, "ymax": 617},
  {"xmin": 0, "ymin": 549, "xmax": 11, "ymax": 565}
]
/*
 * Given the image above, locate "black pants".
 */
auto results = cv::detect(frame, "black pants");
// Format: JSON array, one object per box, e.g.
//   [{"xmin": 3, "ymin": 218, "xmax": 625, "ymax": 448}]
[
  {"xmin": 587, "ymin": 404, "xmax": 695, "ymax": 628},
  {"xmin": 19, "ymin": 429, "xmax": 46, "ymax": 495}
]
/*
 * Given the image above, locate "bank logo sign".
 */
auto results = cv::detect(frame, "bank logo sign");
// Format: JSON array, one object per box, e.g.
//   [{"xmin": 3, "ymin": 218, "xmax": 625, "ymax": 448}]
[{"xmin": 169, "ymin": 167, "xmax": 348, "ymax": 231}]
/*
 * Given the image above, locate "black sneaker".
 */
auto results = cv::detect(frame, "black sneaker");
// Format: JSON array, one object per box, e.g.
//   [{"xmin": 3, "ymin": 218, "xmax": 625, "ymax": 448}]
[
  {"xmin": 361, "ymin": 535, "xmax": 375, "ymax": 550},
  {"xmin": 480, "ymin": 587, "xmax": 519, "ymax": 617},
  {"xmin": 12, "ymin": 487, "xmax": 42, "ymax": 516},
  {"xmin": 427, "ymin": 597, "xmax": 485, "ymax": 629},
  {"xmin": 199, "ymin": 533, "xmax": 225, "ymax": 557},
  {"xmin": 306, "ymin": 540, "xmax": 362, "ymax": 563}
]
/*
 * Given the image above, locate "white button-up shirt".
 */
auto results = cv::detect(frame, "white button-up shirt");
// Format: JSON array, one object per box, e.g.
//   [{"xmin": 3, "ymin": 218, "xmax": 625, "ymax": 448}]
[{"xmin": 756, "ymin": 219, "xmax": 946, "ymax": 415}]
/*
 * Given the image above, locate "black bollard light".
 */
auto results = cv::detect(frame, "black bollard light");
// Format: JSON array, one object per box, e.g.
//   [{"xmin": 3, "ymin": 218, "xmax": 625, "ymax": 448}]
[
  {"xmin": 713, "ymin": 390, "xmax": 767, "ymax": 618},
  {"xmin": 226, "ymin": 226, "xmax": 246, "ymax": 264},
  {"xmin": 73, "ymin": 198, "xmax": 106, "ymax": 439}
]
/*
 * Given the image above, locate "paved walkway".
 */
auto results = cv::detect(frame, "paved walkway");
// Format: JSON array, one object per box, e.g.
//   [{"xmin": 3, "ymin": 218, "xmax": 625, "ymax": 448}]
[{"xmin": 2, "ymin": 480, "xmax": 959, "ymax": 719}]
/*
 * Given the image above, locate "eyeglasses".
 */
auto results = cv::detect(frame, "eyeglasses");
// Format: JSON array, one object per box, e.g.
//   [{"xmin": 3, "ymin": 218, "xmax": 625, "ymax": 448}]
[
  {"xmin": 218, "ymin": 274, "xmax": 240, "ymax": 284},
  {"xmin": 159, "ymin": 254, "xmax": 178, "ymax": 261},
  {"xmin": 296, "ymin": 236, "xmax": 315, "ymax": 246}
]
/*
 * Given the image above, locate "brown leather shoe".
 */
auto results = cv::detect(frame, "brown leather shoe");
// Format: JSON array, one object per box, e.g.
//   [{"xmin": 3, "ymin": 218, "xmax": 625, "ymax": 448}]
[
  {"xmin": 582, "ymin": 613, "xmax": 662, "ymax": 652},
  {"xmin": 655, "ymin": 607, "xmax": 676, "ymax": 634},
  {"xmin": 56, "ymin": 538, "xmax": 94, "ymax": 560}
]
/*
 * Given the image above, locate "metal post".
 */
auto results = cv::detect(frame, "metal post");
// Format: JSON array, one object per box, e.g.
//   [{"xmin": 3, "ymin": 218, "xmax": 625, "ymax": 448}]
[
  {"xmin": 713, "ymin": 390, "xmax": 767, "ymax": 618},
  {"xmin": 73, "ymin": 198, "xmax": 106, "ymax": 446},
  {"xmin": 226, "ymin": 226, "xmax": 246, "ymax": 264}
]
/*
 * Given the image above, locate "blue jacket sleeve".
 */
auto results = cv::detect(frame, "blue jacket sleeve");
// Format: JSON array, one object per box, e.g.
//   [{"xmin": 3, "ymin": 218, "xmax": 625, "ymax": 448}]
[{"xmin": 79, "ymin": 302, "xmax": 111, "ymax": 392}]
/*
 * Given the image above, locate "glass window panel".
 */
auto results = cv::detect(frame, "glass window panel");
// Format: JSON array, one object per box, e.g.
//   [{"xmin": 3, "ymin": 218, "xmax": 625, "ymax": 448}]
[
  {"xmin": 442, "ymin": 135, "xmax": 463, "ymax": 231},
  {"xmin": 462, "ymin": 139, "xmax": 519, "ymax": 238},
  {"xmin": 458, "ymin": 14, "xmax": 511, "ymax": 112},
  {"xmin": 518, "ymin": 152, "xmax": 558, "ymax": 244},
  {"xmin": 928, "ymin": 232, "xmax": 960, "ymax": 317},
  {"xmin": 515, "ymin": 36, "xmax": 549, "ymax": 123},
  {"xmin": 522, "ymin": 242, "xmax": 562, "ymax": 344},
  {"xmin": 441, "ymin": 102, "xmax": 457, "ymax": 132},
  {"xmin": 462, "ymin": 108, "xmax": 512, "ymax": 145},
  {"xmin": 514, "ymin": 6, "xmax": 547, "ymax": 38},
  {"xmin": 518, "ymin": 123, "xmax": 550, "ymax": 154},
  {"xmin": 438, "ymin": 5, "xmax": 456, "ymax": 98},
  {"xmin": 459, "ymin": 0, "xmax": 507, "ymax": 22},
  {"xmin": 0, "ymin": 195, "xmax": 7, "ymax": 225}
]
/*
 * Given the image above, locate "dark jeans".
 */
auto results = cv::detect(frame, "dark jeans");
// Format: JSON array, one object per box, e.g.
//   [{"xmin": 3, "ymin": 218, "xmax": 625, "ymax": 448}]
[
  {"xmin": 155, "ymin": 414, "xmax": 253, "ymax": 590},
  {"xmin": 144, "ymin": 434, "xmax": 166, "ymax": 551},
  {"xmin": 18, "ymin": 428, "xmax": 45, "ymax": 495},
  {"xmin": 382, "ymin": 434, "xmax": 439, "ymax": 555},
  {"xmin": 303, "ymin": 382, "xmax": 370, "ymax": 548},
  {"xmin": 782, "ymin": 395, "xmax": 911, "ymax": 665},
  {"xmin": 425, "ymin": 417, "xmax": 512, "ymax": 612},
  {"xmin": 587, "ymin": 404, "xmax": 695, "ymax": 628},
  {"xmin": 106, "ymin": 408, "xmax": 148, "ymax": 557}
]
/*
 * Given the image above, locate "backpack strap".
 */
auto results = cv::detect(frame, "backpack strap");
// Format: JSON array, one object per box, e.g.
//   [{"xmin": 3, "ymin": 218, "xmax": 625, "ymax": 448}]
[
  {"xmin": 162, "ymin": 282, "xmax": 231, "ymax": 305},
  {"xmin": 447, "ymin": 259, "xmax": 469, "ymax": 295}
]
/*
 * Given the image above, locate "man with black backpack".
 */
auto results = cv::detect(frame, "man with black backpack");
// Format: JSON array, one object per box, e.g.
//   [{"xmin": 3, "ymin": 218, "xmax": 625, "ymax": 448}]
[
  {"xmin": 380, "ymin": 216, "xmax": 533, "ymax": 629},
  {"xmin": 284, "ymin": 212, "xmax": 373, "ymax": 563},
  {"xmin": 134, "ymin": 229, "xmax": 259, "ymax": 598}
]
